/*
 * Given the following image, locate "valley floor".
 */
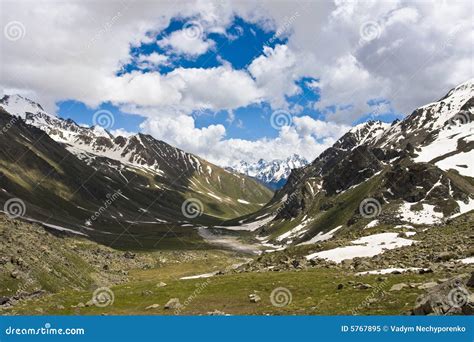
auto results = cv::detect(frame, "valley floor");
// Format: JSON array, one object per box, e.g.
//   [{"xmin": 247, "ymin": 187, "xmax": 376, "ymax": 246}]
[
  {"xmin": 0, "ymin": 213, "xmax": 472, "ymax": 316},
  {"xmin": 4, "ymin": 262, "xmax": 467, "ymax": 316}
]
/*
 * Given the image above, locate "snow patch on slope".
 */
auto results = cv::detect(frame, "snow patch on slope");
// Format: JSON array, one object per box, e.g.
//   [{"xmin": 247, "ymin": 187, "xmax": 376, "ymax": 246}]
[{"xmin": 305, "ymin": 233, "xmax": 414, "ymax": 262}]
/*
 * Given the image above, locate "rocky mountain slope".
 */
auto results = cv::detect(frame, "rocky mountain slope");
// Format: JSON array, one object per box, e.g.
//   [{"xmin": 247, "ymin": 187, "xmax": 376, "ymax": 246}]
[
  {"xmin": 0, "ymin": 96, "xmax": 273, "ymax": 248},
  {"xmin": 220, "ymin": 79, "xmax": 474, "ymax": 248},
  {"xmin": 230, "ymin": 154, "xmax": 308, "ymax": 189}
]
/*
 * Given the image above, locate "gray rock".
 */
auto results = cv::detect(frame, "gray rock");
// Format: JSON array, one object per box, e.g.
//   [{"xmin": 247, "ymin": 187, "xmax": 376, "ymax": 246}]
[
  {"xmin": 164, "ymin": 298, "xmax": 181, "ymax": 309},
  {"xmin": 390, "ymin": 283, "xmax": 408, "ymax": 291},
  {"xmin": 418, "ymin": 282, "xmax": 438, "ymax": 290},
  {"xmin": 412, "ymin": 275, "xmax": 472, "ymax": 315},
  {"xmin": 123, "ymin": 251, "xmax": 136, "ymax": 259},
  {"xmin": 145, "ymin": 304, "xmax": 160, "ymax": 310},
  {"xmin": 156, "ymin": 282, "xmax": 167, "ymax": 288},
  {"xmin": 341, "ymin": 259, "xmax": 353, "ymax": 267},
  {"xmin": 467, "ymin": 273, "xmax": 474, "ymax": 288},
  {"xmin": 436, "ymin": 252, "xmax": 455, "ymax": 262},
  {"xmin": 207, "ymin": 310, "xmax": 226, "ymax": 316}
]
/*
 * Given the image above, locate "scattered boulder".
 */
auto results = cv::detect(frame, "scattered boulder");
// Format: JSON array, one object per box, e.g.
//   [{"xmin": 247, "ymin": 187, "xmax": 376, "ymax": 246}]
[
  {"xmin": 10, "ymin": 270, "xmax": 19, "ymax": 279},
  {"xmin": 412, "ymin": 276, "xmax": 472, "ymax": 315},
  {"xmin": 355, "ymin": 283, "xmax": 373, "ymax": 290},
  {"xmin": 435, "ymin": 252, "xmax": 455, "ymax": 262},
  {"xmin": 76, "ymin": 302, "xmax": 85, "ymax": 308},
  {"xmin": 418, "ymin": 282, "xmax": 438, "ymax": 290},
  {"xmin": 467, "ymin": 273, "xmax": 474, "ymax": 288},
  {"xmin": 341, "ymin": 259, "xmax": 353, "ymax": 267},
  {"xmin": 0, "ymin": 297, "xmax": 10, "ymax": 305},
  {"xmin": 164, "ymin": 298, "xmax": 181, "ymax": 310},
  {"xmin": 418, "ymin": 268, "xmax": 433, "ymax": 274},
  {"xmin": 207, "ymin": 310, "xmax": 227, "ymax": 316},
  {"xmin": 156, "ymin": 282, "xmax": 167, "ymax": 288},
  {"xmin": 337, "ymin": 283, "xmax": 344, "ymax": 290},
  {"xmin": 123, "ymin": 251, "xmax": 136, "ymax": 259},
  {"xmin": 390, "ymin": 283, "xmax": 408, "ymax": 291},
  {"xmin": 145, "ymin": 304, "xmax": 160, "ymax": 310}
]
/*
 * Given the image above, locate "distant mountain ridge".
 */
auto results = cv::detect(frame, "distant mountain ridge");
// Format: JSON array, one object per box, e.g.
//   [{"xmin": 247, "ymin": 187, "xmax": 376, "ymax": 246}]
[{"xmin": 230, "ymin": 154, "xmax": 309, "ymax": 189}]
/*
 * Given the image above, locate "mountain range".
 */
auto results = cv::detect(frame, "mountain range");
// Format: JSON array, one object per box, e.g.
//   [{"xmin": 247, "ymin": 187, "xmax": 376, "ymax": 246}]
[
  {"xmin": 222, "ymin": 79, "xmax": 474, "ymax": 248},
  {"xmin": 0, "ymin": 95, "xmax": 273, "ymax": 248},
  {"xmin": 230, "ymin": 154, "xmax": 308, "ymax": 189},
  {"xmin": 0, "ymin": 79, "xmax": 473, "ymax": 252}
]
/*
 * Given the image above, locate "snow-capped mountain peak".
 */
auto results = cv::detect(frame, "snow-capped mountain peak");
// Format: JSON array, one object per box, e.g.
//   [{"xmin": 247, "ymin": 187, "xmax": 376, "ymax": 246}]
[
  {"xmin": 0, "ymin": 94, "xmax": 208, "ymax": 177},
  {"xmin": 231, "ymin": 154, "xmax": 309, "ymax": 189},
  {"xmin": 0, "ymin": 94, "xmax": 48, "ymax": 118},
  {"xmin": 412, "ymin": 78, "xmax": 473, "ymax": 130}
]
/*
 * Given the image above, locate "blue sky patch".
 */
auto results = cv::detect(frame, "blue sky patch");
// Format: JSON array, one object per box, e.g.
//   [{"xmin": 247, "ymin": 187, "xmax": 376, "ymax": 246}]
[{"xmin": 56, "ymin": 15, "xmax": 398, "ymax": 148}]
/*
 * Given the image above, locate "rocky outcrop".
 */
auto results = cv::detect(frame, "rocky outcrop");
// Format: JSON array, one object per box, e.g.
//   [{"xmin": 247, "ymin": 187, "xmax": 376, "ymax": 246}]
[{"xmin": 411, "ymin": 275, "xmax": 473, "ymax": 315}]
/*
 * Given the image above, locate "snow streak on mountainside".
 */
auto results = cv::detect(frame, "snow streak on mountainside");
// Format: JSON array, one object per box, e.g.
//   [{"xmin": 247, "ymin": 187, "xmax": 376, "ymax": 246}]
[{"xmin": 230, "ymin": 154, "xmax": 309, "ymax": 189}]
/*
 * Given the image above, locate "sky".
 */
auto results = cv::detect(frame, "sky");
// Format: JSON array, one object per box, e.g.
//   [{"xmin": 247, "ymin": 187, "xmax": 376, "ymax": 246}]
[{"xmin": 0, "ymin": 0, "xmax": 473, "ymax": 166}]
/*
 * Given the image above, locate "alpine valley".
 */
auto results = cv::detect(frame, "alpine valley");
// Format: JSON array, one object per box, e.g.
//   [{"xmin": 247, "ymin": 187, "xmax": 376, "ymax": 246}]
[{"xmin": 0, "ymin": 80, "xmax": 473, "ymax": 316}]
